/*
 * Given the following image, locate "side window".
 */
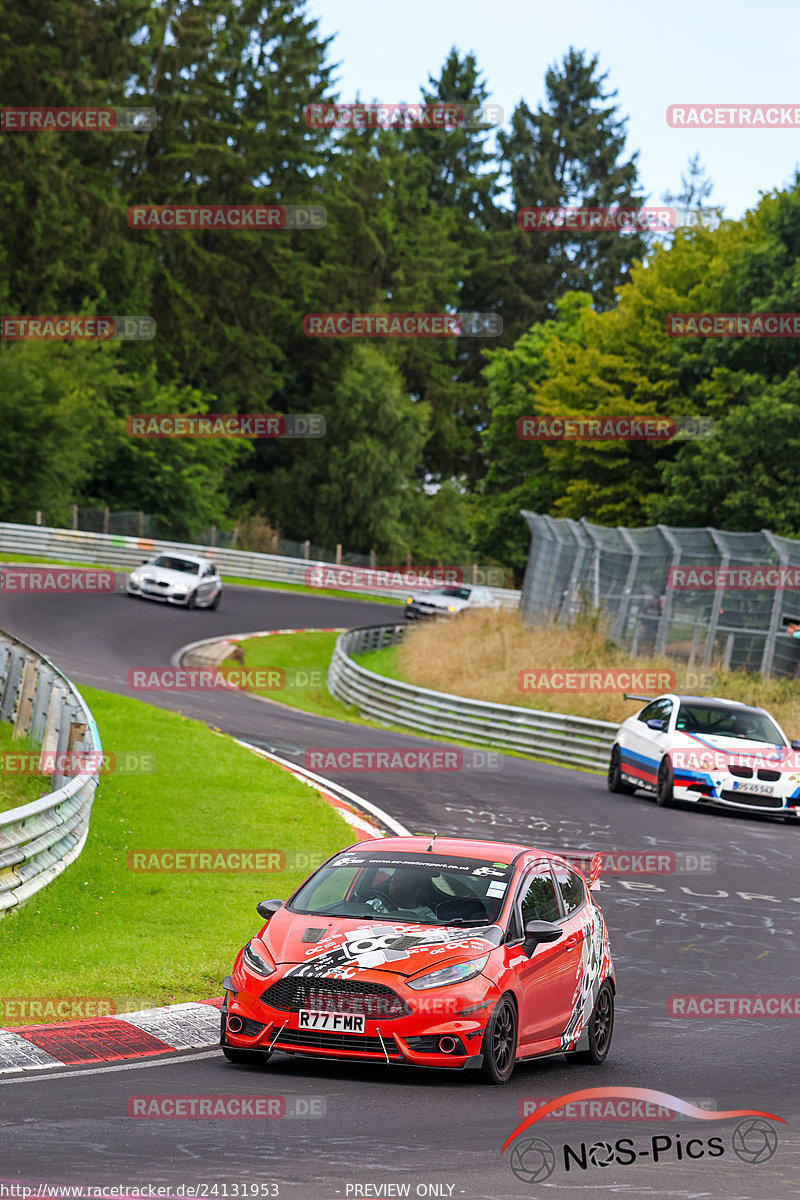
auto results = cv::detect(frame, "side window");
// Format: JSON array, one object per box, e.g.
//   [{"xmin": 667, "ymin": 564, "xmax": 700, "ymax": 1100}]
[
  {"xmin": 637, "ymin": 698, "xmax": 673, "ymax": 727},
  {"xmin": 505, "ymin": 906, "xmax": 521, "ymax": 943},
  {"xmin": 519, "ymin": 869, "xmax": 560, "ymax": 925},
  {"xmin": 552, "ymin": 866, "xmax": 585, "ymax": 916}
]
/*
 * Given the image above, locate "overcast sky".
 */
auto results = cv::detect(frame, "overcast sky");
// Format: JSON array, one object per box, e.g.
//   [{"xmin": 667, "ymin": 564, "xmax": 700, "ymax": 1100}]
[{"xmin": 309, "ymin": 0, "xmax": 799, "ymax": 220}]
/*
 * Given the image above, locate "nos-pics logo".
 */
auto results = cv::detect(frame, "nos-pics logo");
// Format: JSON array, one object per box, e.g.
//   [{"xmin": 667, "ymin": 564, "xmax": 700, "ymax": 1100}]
[{"xmin": 502, "ymin": 1089, "xmax": 782, "ymax": 1182}]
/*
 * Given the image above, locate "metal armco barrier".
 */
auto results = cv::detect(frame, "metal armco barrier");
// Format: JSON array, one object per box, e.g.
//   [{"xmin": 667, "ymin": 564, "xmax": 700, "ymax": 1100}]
[
  {"xmin": 0, "ymin": 630, "xmax": 102, "ymax": 919},
  {"xmin": 0, "ymin": 522, "xmax": 520, "ymax": 608},
  {"xmin": 327, "ymin": 624, "xmax": 617, "ymax": 770}
]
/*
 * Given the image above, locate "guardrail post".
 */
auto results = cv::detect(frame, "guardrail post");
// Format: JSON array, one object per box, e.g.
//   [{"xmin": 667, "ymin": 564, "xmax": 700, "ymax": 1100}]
[{"xmin": 13, "ymin": 656, "xmax": 38, "ymax": 739}]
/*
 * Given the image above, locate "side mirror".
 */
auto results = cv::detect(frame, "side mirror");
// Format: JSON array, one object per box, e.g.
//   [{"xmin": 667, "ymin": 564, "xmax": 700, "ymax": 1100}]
[
  {"xmin": 647, "ymin": 718, "xmax": 667, "ymax": 731},
  {"xmin": 256, "ymin": 898, "xmax": 283, "ymax": 920},
  {"xmin": 791, "ymin": 740, "xmax": 800, "ymax": 751},
  {"xmin": 140, "ymin": 558, "xmax": 150, "ymax": 565},
  {"xmin": 522, "ymin": 919, "xmax": 563, "ymax": 958}
]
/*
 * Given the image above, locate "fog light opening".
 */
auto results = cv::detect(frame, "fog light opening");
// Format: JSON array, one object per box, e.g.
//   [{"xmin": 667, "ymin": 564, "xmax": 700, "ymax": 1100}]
[
  {"xmin": 438, "ymin": 1036, "xmax": 457, "ymax": 1053},
  {"xmin": 227, "ymin": 1014, "xmax": 244, "ymax": 1034}
]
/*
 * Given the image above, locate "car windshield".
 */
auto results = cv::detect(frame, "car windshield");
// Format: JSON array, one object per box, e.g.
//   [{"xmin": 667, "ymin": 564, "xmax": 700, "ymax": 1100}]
[
  {"xmin": 289, "ymin": 851, "xmax": 516, "ymax": 926},
  {"xmin": 151, "ymin": 556, "xmax": 200, "ymax": 575},
  {"xmin": 438, "ymin": 587, "xmax": 471, "ymax": 600},
  {"xmin": 676, "ymin": 702, "xmax": 784, "ymax": 743}
]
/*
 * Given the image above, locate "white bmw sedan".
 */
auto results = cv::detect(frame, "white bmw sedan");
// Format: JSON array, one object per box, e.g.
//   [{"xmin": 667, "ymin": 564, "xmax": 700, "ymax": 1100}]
[
  {"xmin": 607, "ymin": 693, "xmax": 800, "ymax": 819},
  {"xmin": 126, "ymin": 553, "xmax": 222, "ymax": 610}
]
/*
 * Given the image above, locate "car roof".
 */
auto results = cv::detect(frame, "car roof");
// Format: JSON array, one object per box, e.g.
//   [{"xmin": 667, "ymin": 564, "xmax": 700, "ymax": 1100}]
[
  {"xmin": 152, "ymin": 552, "xmax": 208, "ymax": 566},
  {"xmin": 646, "ymin": 693, "xmax": 768, "ymax": 714},
  {"xmin": 342, "ymin": 835, "xmax": 536, "ymax": 864},
  {"xmin": 674, "ymin": 695, "xmax": 769, "ymax": 714}
]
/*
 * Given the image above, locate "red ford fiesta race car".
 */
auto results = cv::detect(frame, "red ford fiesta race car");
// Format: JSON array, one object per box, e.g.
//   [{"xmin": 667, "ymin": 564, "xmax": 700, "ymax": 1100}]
[{"xmin": 220, "ymin": 836, "xmax": 615, "ymax": 1084}]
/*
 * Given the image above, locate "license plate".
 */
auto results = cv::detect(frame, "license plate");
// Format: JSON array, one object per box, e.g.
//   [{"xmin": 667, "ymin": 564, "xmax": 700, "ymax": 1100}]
[
  {"xmin": 734, "ymin": 782, "xmax": 774, "ymax": 795},
  {"xmin": 297, "ymin": 1010, "xmax": 366, "ymax": 1033}
]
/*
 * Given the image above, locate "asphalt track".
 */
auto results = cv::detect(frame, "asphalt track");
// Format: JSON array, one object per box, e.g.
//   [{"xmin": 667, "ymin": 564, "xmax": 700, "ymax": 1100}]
[{"xmin": 1, "ymin": 576, "xmax": 799, "ymax": 1199}]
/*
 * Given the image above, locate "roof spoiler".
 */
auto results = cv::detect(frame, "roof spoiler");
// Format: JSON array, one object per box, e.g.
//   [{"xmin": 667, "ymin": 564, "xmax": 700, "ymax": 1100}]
[
  {"xmin": 553, "ymin": 849, "xmax": 603, "ymax": 891},
  {"xmin": 623, "ymin": 693, "xmax": 654, "ymax": 703}
]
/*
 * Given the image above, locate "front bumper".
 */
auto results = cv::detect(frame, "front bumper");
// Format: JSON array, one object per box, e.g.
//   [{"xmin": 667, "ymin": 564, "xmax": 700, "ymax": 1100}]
[
  {"xmin": 127, "ymin": 580, "xmax": 192, "ymax": 605},
  {"xmin": 220, "ymin": 973, "xmax": 494, "ymax": 1071},
  {"xmin": 674, "ymin": 769, "xmax": 800, "ymax": 816}
]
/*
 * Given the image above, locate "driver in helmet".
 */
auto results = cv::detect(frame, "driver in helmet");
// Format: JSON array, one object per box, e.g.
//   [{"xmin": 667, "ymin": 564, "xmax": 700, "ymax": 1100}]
[{"xmin": 365, "ymin": 869, "xmax": 438, "ymax": 922}]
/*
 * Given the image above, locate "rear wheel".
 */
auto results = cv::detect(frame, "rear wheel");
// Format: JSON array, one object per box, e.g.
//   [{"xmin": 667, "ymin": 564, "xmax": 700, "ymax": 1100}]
[
  {"xmin": 568, "ymin": 982, "xmax": 614, "ymax": 1064},
  {"xmin": 479, "ymin": 996, "xmax": 517, "ymax": 1084},
  {"xmin": 655, "ymin": 756, "xmax": 674, "ymax": 807},
  {"xmin": 222, "ymin": 1046, "xmax": 272, "ymax": 1066},
  {"xmin": 607, "ymin": 745, "xmax": 636, "ymax": 794}
]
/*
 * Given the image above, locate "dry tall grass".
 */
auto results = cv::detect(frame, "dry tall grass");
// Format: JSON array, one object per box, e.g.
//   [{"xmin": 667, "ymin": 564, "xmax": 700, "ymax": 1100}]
[{"xmin": 398, "ymin": 609, "xmax": 800, "ymax": 734}]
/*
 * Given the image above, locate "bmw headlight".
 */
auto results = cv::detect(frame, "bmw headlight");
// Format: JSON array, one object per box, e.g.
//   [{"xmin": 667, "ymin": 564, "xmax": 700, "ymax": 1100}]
[
  {"xmin": 447, "ymin": 604, "xmax": 457, "ymax": 612},
  {"xmin": 242, "ymin": 940, "xmax": 275, "ymax": 977},
  {"xmin": 406, "ymin": 954, "xmax": 489, "ymax": 991}
]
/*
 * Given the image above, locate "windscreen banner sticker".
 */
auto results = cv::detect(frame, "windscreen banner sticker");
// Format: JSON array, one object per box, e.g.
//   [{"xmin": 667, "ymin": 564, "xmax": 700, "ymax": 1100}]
[{"xmin": 329, "ymin": 852, "xmax": 515, "ymax": 879}]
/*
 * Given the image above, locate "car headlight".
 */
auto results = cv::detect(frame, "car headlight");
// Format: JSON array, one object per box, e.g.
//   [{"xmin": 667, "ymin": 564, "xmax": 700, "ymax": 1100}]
[
  {"xmin": 448, "ymin": 604, "xmax": 457, "ymax": 612},
  {"xmin": 406, "ymin": 596, "xmax": 414, "ymax": 605},
  {"xmin": 172, "ymin": 585, "xmax": 189, "ymax": 594},
  {"xmin": 407, "ymin": 954, "xmax": 489, "ymax": 991},
  {"xmin": 242, "ymin": 940, "xmax": 275, "ymax": 977}
]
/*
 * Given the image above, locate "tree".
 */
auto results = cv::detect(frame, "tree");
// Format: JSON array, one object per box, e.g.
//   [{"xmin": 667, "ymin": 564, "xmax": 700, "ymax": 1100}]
[
  {"xmin": 264, "ymin": 344, "xmax": 429, "ymax": 555},
  {"xmin": 649, "ymin": 374, "xmax": 800, "ymax": 534},
  {"xmin": 498, "ymin": 49, "xmax": 648, "ymax": 344}
]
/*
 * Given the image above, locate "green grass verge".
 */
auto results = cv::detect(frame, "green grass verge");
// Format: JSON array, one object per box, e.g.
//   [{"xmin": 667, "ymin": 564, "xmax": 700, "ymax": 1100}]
[
  {"xmin": 350, "ymin": 644, "xmax": 404, "ymax": 679},
  {"xmin": 220, "ymin": 632, "xmax": 360, "ymax": 723},
  {"xmin": 220, "ymin": 633, "xmax": 603, "ymax": 776},
  {"xmin": 0, "ymin": 686, "xmax": 356, "ymax": 1014},
  {"xmin": 0, "ymin": 553, "xmax": 402, "ymax": 607},
  {"xmin": 0, "ymin": 722, "xmax": 50, "ymax": 813}
]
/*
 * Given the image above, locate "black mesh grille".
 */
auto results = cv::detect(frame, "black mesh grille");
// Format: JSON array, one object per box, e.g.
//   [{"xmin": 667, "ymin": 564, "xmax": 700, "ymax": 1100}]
[
  {"xmin": 730, "ymin": 765, "xmax": 753, "ymax": 778},
  {"xmin": 261, "ymin": 977, "xmax": 411, "ymax": 1018},
  {"xmin": 757, "ymin": 769, "xmax": 781, "ymax": 781},
  {"xmin": 720, "ymin": 790, "xmax": 783, "ymax": 809},
  {"xmin": 241, "ymin": 1017, "xmax": 266, "ymax": 1037},
  {"xmin": 272, "ymin": 1029, "xmax": 401, "ymax": 1056}
]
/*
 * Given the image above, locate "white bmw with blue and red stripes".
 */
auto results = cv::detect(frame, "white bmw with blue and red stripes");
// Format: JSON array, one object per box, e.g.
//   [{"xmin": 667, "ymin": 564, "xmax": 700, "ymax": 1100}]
[{"xmin": 607, "ymin": 693, "xmax": 800, "ymax": 820}]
